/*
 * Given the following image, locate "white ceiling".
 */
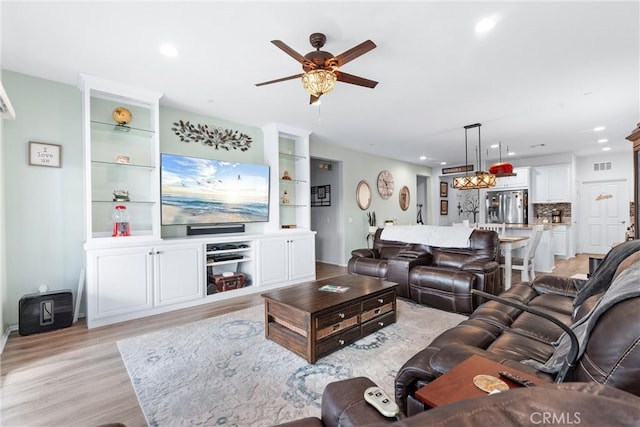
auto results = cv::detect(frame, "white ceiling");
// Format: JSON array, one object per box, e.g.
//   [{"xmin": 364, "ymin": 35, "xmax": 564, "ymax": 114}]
[{"xmin": 2, "ymin": 1, "xmax": 638, "ymax": 168}]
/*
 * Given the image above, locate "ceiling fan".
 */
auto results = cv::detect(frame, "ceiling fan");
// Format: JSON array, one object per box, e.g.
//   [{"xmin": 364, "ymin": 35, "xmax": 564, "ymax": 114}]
[{"xmin": 255, "ymin": 33, "xmax": 378, "ymax": 104}]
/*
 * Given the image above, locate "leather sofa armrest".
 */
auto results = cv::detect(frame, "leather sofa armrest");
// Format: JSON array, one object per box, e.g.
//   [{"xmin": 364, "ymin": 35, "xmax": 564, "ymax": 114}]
[
  {"xmin": 351, "ymin": 248, "xmax": 379, "ymax": 258},
  {"xmin": 429, "ymin": 343, "xmax": 553, "ymax": 380},
  {"xmin": 461, "ymin": 260, "xmax": 499, "ymax": 273},
  {"xmin": 531, "ymin": 275, "xmax": 581, "ymax": 298},
  {"xmin": 396, "ymin": 250, "xmax": 430, "ymax": 260},
  {"xmin": 321, "ymin": 377, "xmax": 393, "ymax": 427}
]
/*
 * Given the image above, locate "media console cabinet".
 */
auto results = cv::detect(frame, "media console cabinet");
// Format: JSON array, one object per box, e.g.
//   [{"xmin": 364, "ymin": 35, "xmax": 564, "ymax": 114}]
[{"xmin": 84, "ymin": 230, "xmax": 316, "ymax": 328}]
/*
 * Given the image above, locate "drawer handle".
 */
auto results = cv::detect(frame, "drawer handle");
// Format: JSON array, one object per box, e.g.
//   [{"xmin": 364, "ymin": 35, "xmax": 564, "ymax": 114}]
[
  {"xmin": 339, "ymin": 313, "xmax": 345, "ymax": 319},
  {"xmin": 374, "ymin": 308, "xmax": 381, "ymax": 315},
  {"xmin": 378, "ymin": 321, "xmax": 384, "ymax": 327},
  {"xmin": 378, "ymin": 298, "xmax": 384, "ymax": 304},
  {"xmin": 339, "ymin": 339, "xmax": 345, "ymax": 345}
]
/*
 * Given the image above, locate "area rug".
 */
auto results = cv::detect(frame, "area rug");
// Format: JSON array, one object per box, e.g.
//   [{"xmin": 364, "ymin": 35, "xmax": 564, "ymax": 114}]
[{"xmin": 117, "ymin": 299, "xmax": 466, "ymax": 426}]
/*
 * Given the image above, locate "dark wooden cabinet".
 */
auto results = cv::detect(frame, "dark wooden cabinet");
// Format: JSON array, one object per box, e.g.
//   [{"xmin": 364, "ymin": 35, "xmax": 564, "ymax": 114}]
[{"xmin": 626, "ymin": 122, "xmax": 640, "ymax": 239}]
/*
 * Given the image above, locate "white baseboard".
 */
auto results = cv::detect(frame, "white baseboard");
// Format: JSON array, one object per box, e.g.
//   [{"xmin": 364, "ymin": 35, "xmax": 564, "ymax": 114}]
[{"xmin": 0, "ymin": 324, "xmax": 17, "ymax": 354}]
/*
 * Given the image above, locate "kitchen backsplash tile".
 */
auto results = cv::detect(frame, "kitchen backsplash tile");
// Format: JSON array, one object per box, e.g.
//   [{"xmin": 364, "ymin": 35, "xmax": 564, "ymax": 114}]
[{"xmin": 533, "ymin": 202, "xmax": 572, "ymax": 223}]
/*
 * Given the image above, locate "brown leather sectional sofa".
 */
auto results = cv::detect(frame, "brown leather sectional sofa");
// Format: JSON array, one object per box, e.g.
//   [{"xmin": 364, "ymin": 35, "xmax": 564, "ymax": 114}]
[
  {"xmin": 278, "ymin": 239, "xmax": 640, "ymax": 426},
  {"xmin": 348, "ymin": 227, "xmax": 501, "ymax": 313}
]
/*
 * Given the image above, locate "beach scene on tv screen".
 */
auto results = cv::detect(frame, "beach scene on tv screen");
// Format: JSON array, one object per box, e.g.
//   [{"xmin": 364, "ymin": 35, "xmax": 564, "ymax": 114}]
[{"xmin": 161, "ymin": 154, "xmax": 269, "ymax": 225}]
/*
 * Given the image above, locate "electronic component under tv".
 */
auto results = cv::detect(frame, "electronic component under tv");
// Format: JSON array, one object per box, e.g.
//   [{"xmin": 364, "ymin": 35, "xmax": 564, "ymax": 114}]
[{"xmin": 161, "ymin": 153, "xmax": 270, "ymax": 226}]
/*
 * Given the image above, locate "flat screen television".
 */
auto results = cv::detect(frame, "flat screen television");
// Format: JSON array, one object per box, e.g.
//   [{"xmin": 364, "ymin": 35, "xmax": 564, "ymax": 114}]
[{"xmin": 161, "ymin": 153, "xmax": 270, "ymax": 226}]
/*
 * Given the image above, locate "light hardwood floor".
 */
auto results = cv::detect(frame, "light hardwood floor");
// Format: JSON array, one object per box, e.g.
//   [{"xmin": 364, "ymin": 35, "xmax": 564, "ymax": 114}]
[{"xmin": 1, "ymin": 258, "xmax": 588, "ymax": 427}]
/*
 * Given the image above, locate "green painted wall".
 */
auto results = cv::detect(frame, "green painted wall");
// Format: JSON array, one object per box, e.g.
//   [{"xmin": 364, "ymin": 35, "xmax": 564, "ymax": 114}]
[
  {"xmin": 2, "ymin": 71, "xmax": 84, "ymax": 328},
  {"xmin": 310, "ymin": 142, "xmax": 433, "ymax": 263}
]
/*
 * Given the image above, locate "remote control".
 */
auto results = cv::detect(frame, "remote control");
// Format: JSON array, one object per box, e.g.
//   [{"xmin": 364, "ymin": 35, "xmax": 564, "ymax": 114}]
[
  {"xmin": 499, "ymin": 371, "xmax": 536, "ymax": 387},
  {"xmin": 364, "ymin": 386, "xmax": 400, "ymax": 418}
]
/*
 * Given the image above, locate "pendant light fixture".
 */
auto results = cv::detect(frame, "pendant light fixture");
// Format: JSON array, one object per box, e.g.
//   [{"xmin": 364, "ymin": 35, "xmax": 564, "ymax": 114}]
[
  {"xmin": 453, "ymin": 123, "xmax": 497, "ymax": 190},
  {"xmin": 489, "ymin": 141, "xmax": 516, "ymax": 177}
]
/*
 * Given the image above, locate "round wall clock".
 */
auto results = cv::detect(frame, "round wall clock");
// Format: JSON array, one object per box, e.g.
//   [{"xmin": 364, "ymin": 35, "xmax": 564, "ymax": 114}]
[
  {"xmin": 377, "ymin": 170, "xmax": 394, "ymax": 199},
  {"xmin": 399, "ymin": 186, "xmax": 410, "ymax": 211},
  {"xmin": 356, "ymin": 180, "xmax": 372, "ymax": 210}
]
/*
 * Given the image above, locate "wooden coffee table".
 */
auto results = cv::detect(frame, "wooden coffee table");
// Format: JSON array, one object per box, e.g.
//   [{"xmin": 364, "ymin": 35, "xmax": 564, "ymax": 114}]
[
  {"xmin": 415, "ymin": 355, "xmax": 549, "ymax": 408},
  {"xmin": 261, "ymin": 274, "xmax": 398, "ymax": 363}
]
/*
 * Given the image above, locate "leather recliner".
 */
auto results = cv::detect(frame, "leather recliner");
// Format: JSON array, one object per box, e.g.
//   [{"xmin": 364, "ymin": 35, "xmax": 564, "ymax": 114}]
[
  {"xmin": 348, "ymin": 228, "xmax": 500, "ymax": 314},
  {"xmin": 276, "ymin": 378, "xmax": 640, "ymax": 427},
  {"xmin": 395, "ymin": 240, "xmax": 640, "ymax": 415}
]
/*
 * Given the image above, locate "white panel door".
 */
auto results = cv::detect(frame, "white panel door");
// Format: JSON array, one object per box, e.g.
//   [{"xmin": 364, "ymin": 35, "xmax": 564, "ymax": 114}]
[{"xmin": 581, "ymin": 180, "xmax": 629, "ymax": 254}]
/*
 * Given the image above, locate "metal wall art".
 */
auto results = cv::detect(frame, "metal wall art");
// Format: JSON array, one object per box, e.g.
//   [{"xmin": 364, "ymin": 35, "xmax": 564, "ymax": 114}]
[{"xmin": 172, "ymin": 120, "xmax": 253, "ymax": 151}]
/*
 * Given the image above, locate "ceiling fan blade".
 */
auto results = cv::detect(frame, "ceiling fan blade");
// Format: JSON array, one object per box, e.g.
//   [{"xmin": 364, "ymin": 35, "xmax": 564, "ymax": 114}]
[
  {"xmin": 332, "ymin": 40, "xmax": 376, "ymax": 67},
  {"xmin": 309, "ymin": 95, "xmax": 321, "ymax": 105},
  {"xmin": 335, "ymin": 71, "xmax": 378, "ymax": 88},
  {"xmin": 271, "ymin": 40, "xmax": 306, "ymax": 64},
  {"xmin": 255, "ymin": 73, "xmax": 304, "ymax": 87}
]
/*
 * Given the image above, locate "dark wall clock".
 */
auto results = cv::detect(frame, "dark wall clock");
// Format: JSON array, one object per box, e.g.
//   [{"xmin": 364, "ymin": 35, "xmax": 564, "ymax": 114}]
[{"xmin": 377, "ymin": 170, "xmax": 394, "ymax": 199}]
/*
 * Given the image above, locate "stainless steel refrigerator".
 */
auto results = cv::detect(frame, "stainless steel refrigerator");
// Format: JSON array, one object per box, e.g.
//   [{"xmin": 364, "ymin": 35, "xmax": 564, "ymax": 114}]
[{"xmin": 485, "ymin": 189, "xmax": 528, "ymax": 224}]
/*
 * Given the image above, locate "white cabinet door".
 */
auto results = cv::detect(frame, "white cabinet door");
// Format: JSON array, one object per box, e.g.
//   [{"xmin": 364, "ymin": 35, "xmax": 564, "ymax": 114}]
[
  {"xmin": 87, "ymin": 246, "xmax": 153, "ymax": 324},
  {"xmin": 155, "ymin": 243, "xmax": 203, "ymax": 307},
  {"xmin": 494, "ymin": 167, "xmax": 530, "ymax": 189},
  {"xmin": 257, "ymin": 233, "xmax": 316, "ymax": 286},
  {"xmin": 552, "ymin": 227, "xmax": 567, "ymax": 257},
  {"xmin": 532, "ymin": 165, "xmax": 570, "ymax": 202},
  {"xmin": 289, "ymin": 234, "xmax": 316, "ymax": 281},
  {"xmin": 258, "ymin": 237, "xmax": 289, "ymax": 286}
]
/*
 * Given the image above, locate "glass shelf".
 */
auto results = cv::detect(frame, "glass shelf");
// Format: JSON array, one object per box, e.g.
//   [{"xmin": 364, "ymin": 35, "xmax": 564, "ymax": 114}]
[
  {"xmin": 279, "ymin": 152, "xmax": 307, "ymax": 161},
  {"xmin": 90, "ymin": 120, "xmax": 155, "ymax": 137},
  {"xmin": 92, "ymin": 200, "xmax": 156, "ymax": 204},
  {"xmin": 91, "ymin": 160, "xmax": 155, "ymax": 170},
  {"xmin": 280, "ymin": 178, "xmax": 307, "ymax": 184}
]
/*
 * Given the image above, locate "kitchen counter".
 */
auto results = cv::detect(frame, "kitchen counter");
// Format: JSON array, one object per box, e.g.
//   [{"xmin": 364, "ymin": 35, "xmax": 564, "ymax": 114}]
[{"xmin": 505, "ymin": 223, "xmax": 571, "ymax": 230}]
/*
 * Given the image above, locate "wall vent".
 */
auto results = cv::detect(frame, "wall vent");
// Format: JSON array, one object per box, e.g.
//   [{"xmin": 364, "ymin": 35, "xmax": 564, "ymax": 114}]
[{"xmin": 593, "ymin": 161, "xmax": 612, "ymax": 172}]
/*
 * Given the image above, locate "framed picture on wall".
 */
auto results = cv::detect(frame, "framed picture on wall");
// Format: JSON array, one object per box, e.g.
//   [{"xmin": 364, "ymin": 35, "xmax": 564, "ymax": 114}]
[
  {"xmin": 29, "ymin": 141, "xmax": 62, "ymax": 168},
  {"xmin": 440, "ymin": 200, "xmax": 448, "ymax": 215},
  {"xmin": 440, "ymin": 181, "xmax": 448, "ymax": 198}
]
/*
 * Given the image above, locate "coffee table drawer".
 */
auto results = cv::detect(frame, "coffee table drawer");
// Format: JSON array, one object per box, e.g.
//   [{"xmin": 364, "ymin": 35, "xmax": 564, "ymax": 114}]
[
  {"xmin": 361, "ymin": 311, "xmax": 395, "ymax": 336},
  {"xmin": 316, "ymin": 326, "xmax": 361, "ymax": 358},
  {"xmin": 362, "ymin": 291, "xmax": 396, "ymax": 312},
  {"xmin": 316, "ymin": 303, "xmax": 361, "ymax": 330}
]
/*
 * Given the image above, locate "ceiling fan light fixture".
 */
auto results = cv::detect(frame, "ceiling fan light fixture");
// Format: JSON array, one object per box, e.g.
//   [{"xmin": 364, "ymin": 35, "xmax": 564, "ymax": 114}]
[{"xmin": 302, "ymin": 69, "xmax": 337, "ymax": 97}]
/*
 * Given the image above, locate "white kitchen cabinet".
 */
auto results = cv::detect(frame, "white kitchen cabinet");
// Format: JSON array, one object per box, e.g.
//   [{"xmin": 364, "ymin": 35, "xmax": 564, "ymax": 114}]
[
  {"xmin": 552, "ymin": 225, "xmax": 574, "ymax": 259},
  {"xmin": 258, "ymin": 233, "xmax": 316, "ymax": 286},
  {"xmin": 532, "ymin": 165, "xmax": 571, "ymax": 202},
  {"xmin": 493, "ymin": 167, "xmax": 530, "ymax": 190},
  {"xmin": 154, "ymin": 243, "xmax": 203, "ymax": 307}
]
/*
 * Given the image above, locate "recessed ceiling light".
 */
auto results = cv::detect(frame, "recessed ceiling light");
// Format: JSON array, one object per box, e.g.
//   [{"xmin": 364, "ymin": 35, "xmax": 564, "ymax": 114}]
[
  {"xmin": 160, "ymin": 44, "xmax": 179, "ymax": 57},
  {"xmin": 602, "ymin": 147, "xmax": 611, "ymax": 151},
  {"xmin": 593, "ymin": 126, "xmax": 606, "ymax": 132},
  {"xmin": 475, "ymin": 15, "xmax": 500, "ymax": 34},
  {"xmin": 597, "ymin": 139, "xmax": 608, "ymax": 143},
  {"xmin": 440, "ymin": 161, "xmax": 447, "ymax": 165},
  {"xmin": 419, "ymin": 156, "xmax": 427, "ymax": 160},
  {"xmin": 490, "ymin": 144, "xmax": 499, "ymax": 149}
]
